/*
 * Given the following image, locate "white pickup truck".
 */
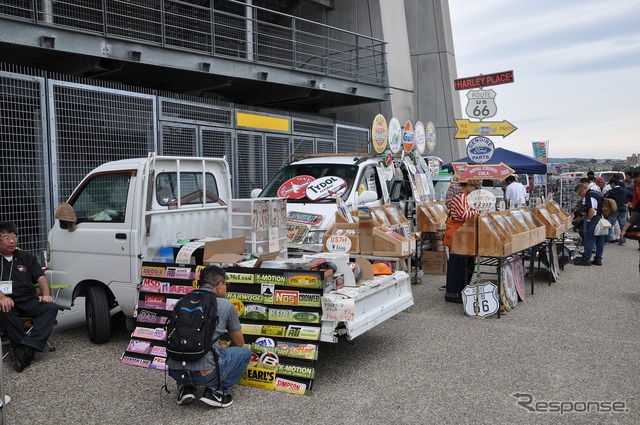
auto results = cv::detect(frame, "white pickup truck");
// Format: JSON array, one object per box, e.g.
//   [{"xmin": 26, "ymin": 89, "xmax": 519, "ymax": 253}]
[
  {"xmin": 46, "ymin": 154, "xmax": 413, "ymax": 344},
  {"xmin": 46, "ymin": 155, "xmax": 231, "ymax": 343}
]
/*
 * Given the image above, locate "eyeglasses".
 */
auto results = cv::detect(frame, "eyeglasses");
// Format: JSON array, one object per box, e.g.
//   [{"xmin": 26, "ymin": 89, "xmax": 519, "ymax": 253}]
[
  {"xmin": 0, "ymin": 235, "xmax": 18, "ymax": 242},
  {"xmin": 218, "ymin": 280, "xmax": 230, "ymax": 288}
]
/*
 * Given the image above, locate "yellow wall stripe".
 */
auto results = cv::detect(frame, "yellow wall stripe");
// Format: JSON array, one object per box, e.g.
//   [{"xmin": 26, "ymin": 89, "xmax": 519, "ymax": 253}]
[{"xmin": 236, "ymin": 112, "xmax": 290, "ymax": 132}]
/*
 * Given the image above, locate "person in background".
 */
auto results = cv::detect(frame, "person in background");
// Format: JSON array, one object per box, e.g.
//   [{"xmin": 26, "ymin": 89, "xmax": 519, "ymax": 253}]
[
  {"xmin": 604, "ymin": 178, "xmax": 631, "ymax": 245},
  {"xmin": 573, "ymin": 183, "xmax": 605, "ymax": 266},
  {"xmin": 587, "ymin": 175, "xmax": 600, "ymax": 193},
  {"xmin": 595, "ymin": 177, "xmax": 607, "ymax": 194},
  {"xmin": 0, "ymin": 221, "xmax": 59, "ymax": 372},
  {"xmin": 443, "ymin": 178, "xmax": 481, "ymax": 303},
  {"xmin": 504, "ymin": 175, "xmax": 526, "ymax": 209},
  {"xmin": 623, "ymin": 171, "xmax": 633, "ymax": 190},
  {"xmin": 620, "ymin": 200, "xmax": 640, "ymax": 249},
  {"xmin": 444, "ymin": 179, "xmax": 462, "ymax": 211},
  {"xmin": 632, "ymin": 171, "xmax": 640, "ymax": 209}
]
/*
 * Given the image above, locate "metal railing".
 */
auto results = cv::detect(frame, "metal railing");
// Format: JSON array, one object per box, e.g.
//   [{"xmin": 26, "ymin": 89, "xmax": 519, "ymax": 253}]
[{"xmin": 0, "ymin": 0, "xmax": 388, "ymax": 86}]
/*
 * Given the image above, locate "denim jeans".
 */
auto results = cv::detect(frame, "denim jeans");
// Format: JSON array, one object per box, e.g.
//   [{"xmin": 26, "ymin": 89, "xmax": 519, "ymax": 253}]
[
  {"xmin": 582, "ymin": 216, "xmax": 605, "ymax": 261},
  {"xmin": 607, "ymin": 211, "xmax": 627, "ymax": 243},
  {"xmin": 445, "ymin": 253, "xmax": 474, "ymax": 299},
  {"xmin": 169, "ymin": 346, "xmax": 252, "ymax": 391}
]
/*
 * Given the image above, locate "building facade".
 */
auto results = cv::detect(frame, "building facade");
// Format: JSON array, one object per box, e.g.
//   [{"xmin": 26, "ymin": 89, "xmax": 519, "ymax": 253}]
[{"xmin": 0, "ymin": 0, "xmax": 464, "ymax": 254}]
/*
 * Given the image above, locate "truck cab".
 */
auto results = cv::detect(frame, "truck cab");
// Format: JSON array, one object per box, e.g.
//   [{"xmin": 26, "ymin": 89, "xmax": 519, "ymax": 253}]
[
  {"xmin": 253, "ymin": 156, "xmax": 390, "ymax": 247},
  {"xmin": 46, "ymin": 155, "xmax": 232, "ymax": 343}
]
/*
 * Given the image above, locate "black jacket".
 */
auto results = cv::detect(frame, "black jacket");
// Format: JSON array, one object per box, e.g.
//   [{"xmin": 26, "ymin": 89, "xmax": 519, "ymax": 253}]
[{"xmin": 605, "ymin": 186, "xmax": 631, "ymax": 212}]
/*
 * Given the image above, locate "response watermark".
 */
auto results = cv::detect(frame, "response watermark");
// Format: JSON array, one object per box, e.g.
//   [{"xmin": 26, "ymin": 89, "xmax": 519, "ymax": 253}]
[{"xmin": 512, "ymin": 393, "xmax": 629, "ymax": 415}]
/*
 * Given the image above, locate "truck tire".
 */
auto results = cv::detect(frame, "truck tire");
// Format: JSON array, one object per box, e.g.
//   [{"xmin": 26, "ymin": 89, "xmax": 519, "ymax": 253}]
[{"xmin": 86, "ymin": 285, "xmax": 111, "ymax": 343}]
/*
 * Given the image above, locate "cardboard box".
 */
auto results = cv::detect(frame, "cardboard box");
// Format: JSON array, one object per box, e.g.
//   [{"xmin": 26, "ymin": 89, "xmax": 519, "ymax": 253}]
[
  {"xmin": 421, "ymin": 250, "xmax": 447, "ymax": 275},
  {"xmin": 203, "ymin": 236, "xmax": 247, "ymax": 265}
]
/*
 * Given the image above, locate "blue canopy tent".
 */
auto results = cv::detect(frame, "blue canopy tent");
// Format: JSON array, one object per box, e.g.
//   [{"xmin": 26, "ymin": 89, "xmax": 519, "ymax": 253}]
[{"xmin": 442, "ymin": 147, "xmax": 547, "ymax": 175}]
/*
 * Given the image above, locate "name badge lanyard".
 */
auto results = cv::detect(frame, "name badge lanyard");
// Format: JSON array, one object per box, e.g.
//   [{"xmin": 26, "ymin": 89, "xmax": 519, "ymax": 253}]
[
  {"xmin": 0, "ymin": 259, "xmax": 13, "ymax": 282},
  {"xmin": 0, "ymin": 259, "xmax": 13, "ymax": 294}
]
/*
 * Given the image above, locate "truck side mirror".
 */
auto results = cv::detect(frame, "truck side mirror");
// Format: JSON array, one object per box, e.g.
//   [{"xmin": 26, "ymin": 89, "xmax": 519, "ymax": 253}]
[
  {"xmin": 54, "ymin": 202, "xmax": 78, "ymax": 232},
  {"xmin": 357, "ymin": 190, "xmax": 377, "ymax": 204},
  {"xmin": 250, "ymin": 189, "xmax": 262, "ymax": 198}
]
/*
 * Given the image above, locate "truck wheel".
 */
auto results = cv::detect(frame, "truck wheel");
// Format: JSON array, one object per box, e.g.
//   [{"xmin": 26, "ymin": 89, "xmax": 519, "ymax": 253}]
[{"xmin": 86, "ymin": 285, "xmax": 111, "ymax": 343}]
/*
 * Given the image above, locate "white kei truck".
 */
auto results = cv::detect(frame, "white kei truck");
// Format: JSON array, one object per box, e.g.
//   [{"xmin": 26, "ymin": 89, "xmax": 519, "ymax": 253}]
[{"xmin": 45, "ymin": 154, "xmax": 413, "ymax": 343}]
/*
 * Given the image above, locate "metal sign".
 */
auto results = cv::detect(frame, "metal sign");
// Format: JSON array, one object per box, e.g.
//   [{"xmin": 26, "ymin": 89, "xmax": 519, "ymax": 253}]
[
  {"xmin": 462, "ymin": 282, "xmax": 499, "ymax": 318},
  {"xmin": 426, "ymin": 121, "xmax": 436, "ymax": 153},
  {"xmin": 466, "ymin": 136, "xmax": 494, "ymax": 164},
  {"xmin": 457, "ymin": 162, "xmax": 515, "ymax": 181},
  {"xmin": 454, "ymin": 70, "xmax": 514, "ymax": 91},
  {"xmin": 465, "ymin": 89, "xmax": 497, "ymax": 120},
  {"xmin": 455, "ymin": 119, "xmax": 518, "ymax": 139},
  {"xmin": 387, "ymin": 117, "xmax": 402, "ymax": 154},
  {"xmin": 402, "ymin": 120, "xmax": 414, "ymax": 153},
  {"xmin": 414, "ymin": 121, "xmax": 426, "ymax": 155},
  {"xmin": 371, "ymin": 114, "xmax": 388, "ymax": 154}
]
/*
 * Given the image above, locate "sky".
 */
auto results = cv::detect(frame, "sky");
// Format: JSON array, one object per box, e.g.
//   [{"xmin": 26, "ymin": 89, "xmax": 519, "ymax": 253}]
[{"xmin": 448, "ymin": 0, "xmax": 640, "ymax": 160}]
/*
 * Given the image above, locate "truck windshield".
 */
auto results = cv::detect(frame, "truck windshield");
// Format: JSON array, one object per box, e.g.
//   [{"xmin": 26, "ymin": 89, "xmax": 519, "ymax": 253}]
[{"xmin": 260, "ymin": 163, "xmax": 358, "ymax": 202}]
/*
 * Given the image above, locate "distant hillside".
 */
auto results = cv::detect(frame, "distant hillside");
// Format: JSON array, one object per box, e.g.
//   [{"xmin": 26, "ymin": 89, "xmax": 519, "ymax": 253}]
[{"xmin": 548, "ymin": 158, "xmax": 623, "ymax": 164}]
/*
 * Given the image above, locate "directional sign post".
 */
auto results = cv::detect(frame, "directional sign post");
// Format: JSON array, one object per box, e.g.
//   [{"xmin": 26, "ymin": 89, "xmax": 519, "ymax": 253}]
[{"xmin": 455, "ymin": 119, "xmax": 517, "ymax": 139}]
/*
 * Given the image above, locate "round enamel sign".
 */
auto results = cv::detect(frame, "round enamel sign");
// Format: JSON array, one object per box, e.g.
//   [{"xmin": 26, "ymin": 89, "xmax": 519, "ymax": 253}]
[
  {"xmin": 426, "ymin": 121, "xmax": 436, "ymax": 153},
  {"xmin": 277, "ymin": 175, "xmax": 315, "ymax": 199},
  {"xmin": 414, "ymin": 121, "xmax": 426, "ymax": 155},
  {"xmin": 402, "ymin": 120, "xmax": 414, "ymax": 153},
  {"xmin": 388, "ymin": 118, "xmax": 402, "ymax": 154},
  {"xmin": 371, "ymin": 114, "xmax": 388, "ymax": 154},
  {"xmin": 305, "ymin": 176, "xmax": 347, "ymax": 200}
]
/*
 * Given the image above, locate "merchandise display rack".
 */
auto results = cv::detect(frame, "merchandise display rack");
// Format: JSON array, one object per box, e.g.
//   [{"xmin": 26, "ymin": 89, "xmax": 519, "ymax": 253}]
[{"xmin": 227, "ymin": 198, "xmax": 288, "ymax": 258}]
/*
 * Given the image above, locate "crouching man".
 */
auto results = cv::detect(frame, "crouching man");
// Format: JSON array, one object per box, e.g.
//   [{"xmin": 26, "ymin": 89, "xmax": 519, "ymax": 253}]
[{"xmin": 167, "ymin": 265, "xmax": 252, "ymax": 408}]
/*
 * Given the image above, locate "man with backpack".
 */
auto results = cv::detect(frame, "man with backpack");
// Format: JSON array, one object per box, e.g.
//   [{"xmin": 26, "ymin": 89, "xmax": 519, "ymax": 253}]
[
  {"xmin": 166, "ymin": 265, "xmax": 252, "ymax": 408},
  {"xmin": 573, "ymin": 183, "xmax": 606, "ymax": 266}
]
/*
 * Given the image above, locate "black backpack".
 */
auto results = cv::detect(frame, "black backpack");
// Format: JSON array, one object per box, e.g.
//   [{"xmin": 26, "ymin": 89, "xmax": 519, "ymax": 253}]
[{"xmin": 166, "ymin": 290, "xmax": 219, "ymax": 363}]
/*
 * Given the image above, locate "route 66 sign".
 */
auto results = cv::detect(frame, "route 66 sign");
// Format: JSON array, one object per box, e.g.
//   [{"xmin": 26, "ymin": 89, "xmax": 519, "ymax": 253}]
[
  {"xmin": 462, "ymin": 281, "xmax": 499, "ymax": 318},
  {"xmin": 466, "ymin": 89, "xmax": 497, "ymax": 120}
]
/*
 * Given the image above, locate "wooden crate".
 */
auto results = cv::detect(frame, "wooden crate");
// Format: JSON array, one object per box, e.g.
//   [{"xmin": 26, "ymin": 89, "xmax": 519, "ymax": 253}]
[
  {"xmin": 478, "ymin": 214, "xmax": 513, "ymax": 257},
  {"xmin": 373, "ymin": 226, "xmax": 414, "ymax": 257},
  {"xmin": 495, "ymin": 211, "xmax": 532, "ymax": 253},
  {"xmin": 417, "ymin": 203, "xmax": 447, "ymax": 232},
  {"xmin": 450, "ymin": 215, "xmax": 478, "ymax": 256},
  {"xmin": 546, "ymin": 200, "xmax": 572, "ymax": 232},
  {"xmin": 532, "ymin": 205, "xmax": 564, "ymax": 239},
  {"xmin": 513, "ymin": 208, "xmax": 546, "ymax": 246}
]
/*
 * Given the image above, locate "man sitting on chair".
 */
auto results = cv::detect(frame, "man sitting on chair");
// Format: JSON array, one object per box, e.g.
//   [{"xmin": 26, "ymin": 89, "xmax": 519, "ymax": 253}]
[{"xmin": 0, "ymin": 222, "xmax": 59, "ymax": 372}]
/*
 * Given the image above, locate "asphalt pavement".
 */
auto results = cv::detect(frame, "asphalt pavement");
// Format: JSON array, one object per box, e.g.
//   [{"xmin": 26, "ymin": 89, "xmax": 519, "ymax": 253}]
[{"xmin": 2, "ymin": 238, "xmax": 639, "ymax": 424}]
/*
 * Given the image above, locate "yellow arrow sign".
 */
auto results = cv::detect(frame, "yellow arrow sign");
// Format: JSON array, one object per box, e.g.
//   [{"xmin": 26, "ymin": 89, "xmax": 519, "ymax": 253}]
[{"xmin": 455, "ymin": 119, "xmax": 517, "ymax": 139}]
